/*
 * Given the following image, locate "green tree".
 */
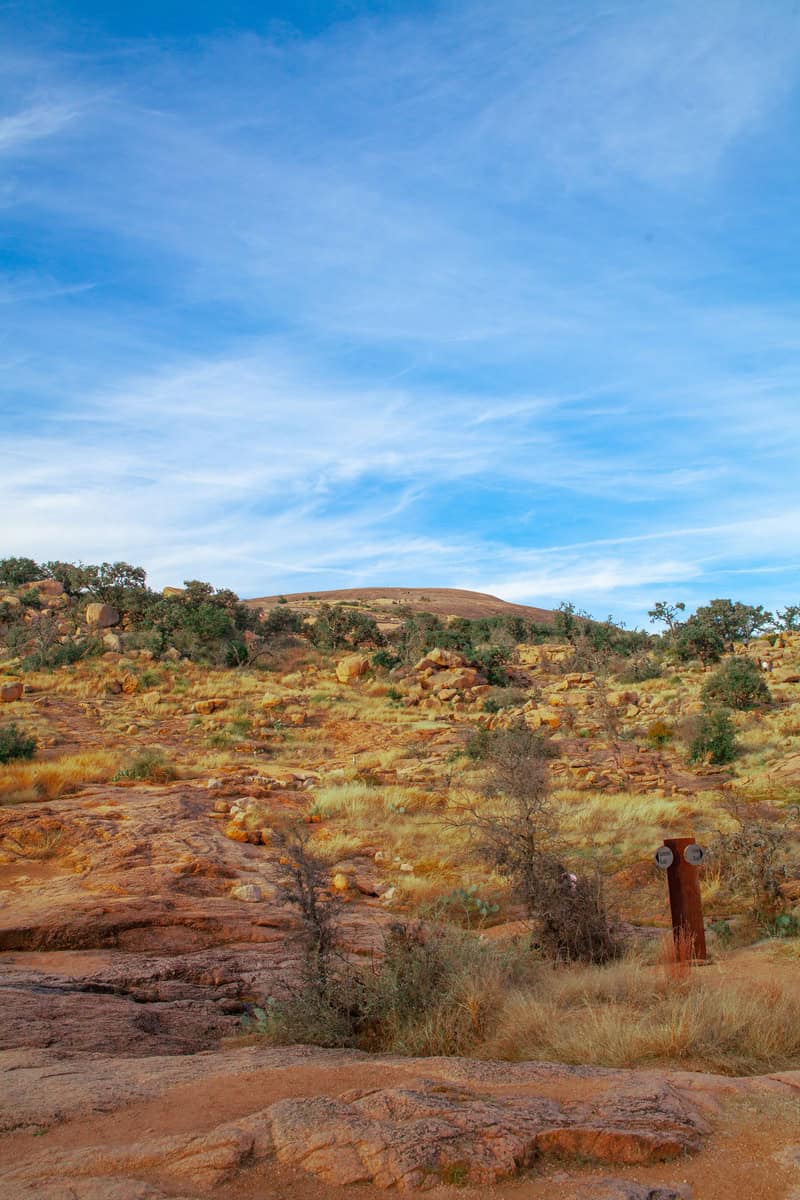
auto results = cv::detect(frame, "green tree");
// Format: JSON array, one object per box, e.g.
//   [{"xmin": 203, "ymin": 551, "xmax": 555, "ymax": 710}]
[
  {"xmin": 647, "ymin": 600, "xmax": 685, "ymax": 633},
  {"xmin": 92, "ymin": 562, "xmax": 147, "ymax": 607},
  {"xmin": 43, "ymin": 561, "xmax": 98, "ymax": 596},
  {"xmin": 777, "ymin": 605, "xmax": 800, "ymax": 632},
  {"xmin": 311, "ymin": 604, "xmax": 383, "ymax": 651},
  {"xmin": 692, "ymin": 599, "xmax": 772, "ymax": 651},
  {"xmin": 0, "ymin": 557, "xmax": 42, "ymax": 588},
  {"xmin": 673, "ymin": 616, "xmax": 725, "ymax": 667},
  {"xmin": 0, "ymin": 722, "xmax": 37, "ymax": 763}
]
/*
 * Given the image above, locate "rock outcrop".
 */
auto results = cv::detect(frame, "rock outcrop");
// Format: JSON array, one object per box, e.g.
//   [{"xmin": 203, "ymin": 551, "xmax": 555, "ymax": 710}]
[
  {"xmin": 267, "ymin": 1079, "xmax": 707, "ymax": 1189},
  {"xmin": 84, "ymin": 602, "xmax": 120, "ymax": 628},
  {"xmin": 1, "ymin": 1032, "xmax": 798, "ymax": 1198},
  {"xmin": 336, "ymin": 654, "xmax": 370, "ymax": 684}
]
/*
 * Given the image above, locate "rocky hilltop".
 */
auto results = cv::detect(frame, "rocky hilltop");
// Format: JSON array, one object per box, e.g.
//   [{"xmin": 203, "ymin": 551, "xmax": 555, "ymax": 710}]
[{"xmin": 247, "ymin": 585, "xmax": 557, "ymax": 628}]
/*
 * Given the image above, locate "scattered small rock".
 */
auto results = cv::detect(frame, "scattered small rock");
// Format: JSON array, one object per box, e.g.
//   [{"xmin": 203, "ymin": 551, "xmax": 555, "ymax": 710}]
[
  {"xmin": 194, "ymin": 699, "xmax": 228, "ymax": 715},
  {"xmin": 230, "ymin": 883, "xmax": 262, "ymax": 903}
]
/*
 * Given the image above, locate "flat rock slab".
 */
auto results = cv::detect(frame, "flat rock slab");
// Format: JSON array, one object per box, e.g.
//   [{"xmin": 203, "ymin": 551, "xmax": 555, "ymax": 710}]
[
  {"xmin": 268, "ymin": 1079, "xmax": 707, "ymax": 1189},
  {"xmin": 1, "ymin": 1076, "xmax": 707, "ymax": 1194}
]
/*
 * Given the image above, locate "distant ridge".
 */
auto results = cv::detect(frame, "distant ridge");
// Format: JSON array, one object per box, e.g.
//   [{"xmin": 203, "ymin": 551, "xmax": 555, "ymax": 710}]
[{"xmin": 245, "ymin": 586, "xmax": 555, "ymax": 624}]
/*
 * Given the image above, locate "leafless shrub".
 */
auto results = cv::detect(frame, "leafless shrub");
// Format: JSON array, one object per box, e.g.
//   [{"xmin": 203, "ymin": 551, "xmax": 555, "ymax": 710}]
[
  {"xmin": 456, "ymin": 726, "xmax": 622, "ymax": 963},
  {"xmin": 274, "ymin": 827, "xmax": 343, "ymax": 991},
  {"xmin": 711, "ymin": 803, "xmax": 798, "ymax": 922}
]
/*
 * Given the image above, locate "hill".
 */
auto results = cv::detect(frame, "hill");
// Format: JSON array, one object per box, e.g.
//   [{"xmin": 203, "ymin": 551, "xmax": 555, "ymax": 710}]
[{"xmin": 246, "ymin": 585, "xmax": 556, "ymax": 627}]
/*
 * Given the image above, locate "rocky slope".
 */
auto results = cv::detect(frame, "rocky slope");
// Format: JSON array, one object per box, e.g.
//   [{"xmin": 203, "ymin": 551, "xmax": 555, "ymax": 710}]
[{"xmin": 2, "ymin": 579, "xmax": 800, "ymax": 1196}]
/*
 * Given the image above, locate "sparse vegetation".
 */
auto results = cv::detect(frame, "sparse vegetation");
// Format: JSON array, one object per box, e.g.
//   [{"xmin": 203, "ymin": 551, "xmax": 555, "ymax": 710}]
[
  {"xmin": 456, "ymin": 726, "xmax": 621, "ymax": 963},
  {"xmin": 264, "ymin": 865, "xmax": 800, "ymax": 1072},
  {"xmin": 2, "ymin": 561, "xmax": 799, "ymax": 1077},
  {"xmin": 711, "ymin": 806, "xmax": 798, "ymax": 923}
]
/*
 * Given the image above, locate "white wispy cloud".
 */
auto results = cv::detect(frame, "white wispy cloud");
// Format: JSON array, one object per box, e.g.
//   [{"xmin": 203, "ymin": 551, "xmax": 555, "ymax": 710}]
[
  {"xmin": 1, "ymin": 1, "xmax": 800, "ymax": 619},
  {"xmin": 0, "ymin": 102, "xmax": 79, "ymax": 152}
]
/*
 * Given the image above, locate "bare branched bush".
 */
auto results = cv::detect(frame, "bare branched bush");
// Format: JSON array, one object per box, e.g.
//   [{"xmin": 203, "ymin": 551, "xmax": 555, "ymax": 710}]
[
  {"xmin": 712, "ymin": 804, "xmax": 798, "ymax": 923},
  {"xmin": 274, "ymin": 828, "xmax": 343, "ymax": 992},
  {"xmin": 268, "ymin": 836, "xmax": 522, "ymax": 1053},
  {"xmin": 457, "ymin": 726, "xmax": 622, "ymax": 963}
]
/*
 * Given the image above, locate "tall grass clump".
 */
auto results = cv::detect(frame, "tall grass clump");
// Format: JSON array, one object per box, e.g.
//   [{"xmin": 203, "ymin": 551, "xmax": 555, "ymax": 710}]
[
  {"xmin": 0, "ymin": 750, "xmax": 120, "ymax": 804},
  {"xmin": 484, "ymin": 958, "xmax": 800, "ymax": 1075}
]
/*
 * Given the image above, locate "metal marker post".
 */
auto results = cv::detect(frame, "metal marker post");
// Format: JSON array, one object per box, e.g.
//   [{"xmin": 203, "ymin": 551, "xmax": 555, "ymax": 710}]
[{"xmin": 663, "ymin": 837, "xmax": 707, "ymax": 961}]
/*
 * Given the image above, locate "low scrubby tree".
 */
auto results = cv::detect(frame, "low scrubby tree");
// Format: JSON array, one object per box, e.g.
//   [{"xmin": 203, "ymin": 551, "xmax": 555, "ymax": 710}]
[
  {"xmin": 648, "ymin": 600, "xmax": 686, "ymax": 634},
  {"xmin": 686, "ymin": 708, "xmax": 738, "ymax": 765},
  {"xmin": 701, "ymin": 657, "xmax": 771, "ymax": 711},
  {"xmin": 693, "ymin": 599, "xmax": 772, "ymax": 650},
  {"xmin": 673, "ymin": 616, "xmax": 725, "ymax": 667},
  {"xmin": 777, "ymin": 605, "xmax": 800, "ymax": 631},
  {"xmin": 310, "ymin": 604, "xmax": 383, "ymax": 652}
]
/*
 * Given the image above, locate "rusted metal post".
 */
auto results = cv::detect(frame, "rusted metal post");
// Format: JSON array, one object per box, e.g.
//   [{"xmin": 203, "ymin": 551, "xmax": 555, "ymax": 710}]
[{"xmin": 664, "ymin": 837, "xmax": 707, "ymax": 961}]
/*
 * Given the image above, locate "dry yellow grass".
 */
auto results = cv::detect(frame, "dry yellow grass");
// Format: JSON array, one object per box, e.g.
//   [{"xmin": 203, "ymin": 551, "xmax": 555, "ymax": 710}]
[
  {"xmin": 1, "ymin": 820, "xmax": 66, "ymax": 859},
  {"xmin": 0, "ymin": 749, "xmax": 120, "ymax": 804},
  {"xmin": 483, "ymin": 956, "xmax": 800, "ymax": 1074},
  {"xmin": 308, "ymin": 830, "xmax": 366, "ymax": 862},
  {"xmin": 554, "ymin": 788, "xmax": 736, "ymax": 859}
]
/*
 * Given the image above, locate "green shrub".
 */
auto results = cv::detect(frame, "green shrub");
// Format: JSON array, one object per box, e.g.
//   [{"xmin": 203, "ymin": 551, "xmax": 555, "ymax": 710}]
[
  {"xmin": 23, "ymin": 638, "xmax": 102, "ymax": 673},
  {"xmin": 372, "ymin": 648, "xmax": 400, "ymax": 670},
  {"xmin": 138, "ymin": 669, "xmax": 162, "ymax": 689},
  {"xmin": 616, "ymin": 654, "xmax": 663, "ymax": 684},
  {"xmin": 113, "ymin": 748, "xmax": 177, "ymax": 783},
  {"xmin": 701, "ymin": 657, "xmax": 771, "ymax": 711},
  {"xmin": 264, "ymin": 920, "xmax": 514, "ymax": 1056},
  {"xmin": 311, "ymin": 603, "xmax": 383, "ymax": 651},
  {"xmin": 709, "ymin": 918, "xmax": 734, "ymax": 949},
  {"xmin": 0, "ymin": 557, "xmax": 42, "ymax": 588},
  {"xmin": 0, "ymin": 722, "xmax": 37, "ymax": 764},
  {"xmin": 687, "ymin": 708, "xmax": 738, "ymax": 765},
  {"xmin": 765, "ymin": 913, "xmax": 800, "ymax": 939}
]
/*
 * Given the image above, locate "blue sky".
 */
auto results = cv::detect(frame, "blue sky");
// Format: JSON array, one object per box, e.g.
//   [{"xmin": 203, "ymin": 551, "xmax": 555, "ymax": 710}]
[{"xmin": 3, "ymin": 0, "xmax": 800, "ymax": 624}]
